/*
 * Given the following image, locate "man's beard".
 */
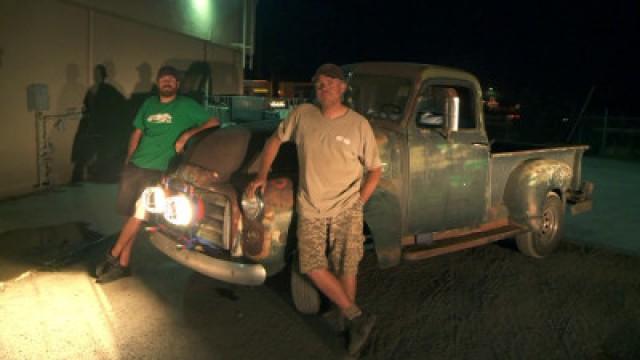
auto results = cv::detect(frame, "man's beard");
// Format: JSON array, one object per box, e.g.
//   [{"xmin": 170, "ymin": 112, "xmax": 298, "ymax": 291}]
[{"xmin": 159, "ymin": 86, "xmax": 177, "ymax": 97}]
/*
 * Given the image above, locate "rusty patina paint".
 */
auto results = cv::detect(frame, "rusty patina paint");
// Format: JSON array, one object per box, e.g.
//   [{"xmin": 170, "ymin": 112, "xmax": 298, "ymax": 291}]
[
  {"xmin": 503, "ymin": 160, "xmax": 572, "ymax": 231},
  {"xmin": 176, "ymin": 163, "xmax": 221, "ymax": 185},
  {"xmin": 243, "ymin": 177, "xmax": 294, "ymax": 275},
  {"xmin": 173, "ymin": 164, "xmax": 243, "ymax": 254}
]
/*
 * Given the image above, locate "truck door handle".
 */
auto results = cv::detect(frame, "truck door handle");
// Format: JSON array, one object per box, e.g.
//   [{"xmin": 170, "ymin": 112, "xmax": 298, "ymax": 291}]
[{"xmin": 472, "ymin": 142, "xmax": 489, "ymax": 147}]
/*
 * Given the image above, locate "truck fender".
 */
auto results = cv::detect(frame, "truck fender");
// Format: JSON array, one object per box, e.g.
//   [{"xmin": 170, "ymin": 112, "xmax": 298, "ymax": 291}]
[
  {"xmin": 503, "ymin": 159, "xmax": 572, "ymax": 232},
  {"xmin": 364, "ymin": 188, "xmax": 403, "ymax": 268},
  {"xmin": 243, "ymin": 177, "xmax": 294, "ymax": 276}
]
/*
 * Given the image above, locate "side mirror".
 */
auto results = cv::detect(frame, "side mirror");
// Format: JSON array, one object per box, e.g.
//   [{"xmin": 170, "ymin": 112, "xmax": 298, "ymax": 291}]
[{"xmin": 417, "ymin": 112, "xmax": 444, "ymax": 127}]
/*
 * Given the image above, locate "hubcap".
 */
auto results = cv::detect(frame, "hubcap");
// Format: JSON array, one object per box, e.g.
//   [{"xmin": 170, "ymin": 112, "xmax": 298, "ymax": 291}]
[{"xmin": 539, "ymin": 205, "xmax": 558, "ymax": 245}]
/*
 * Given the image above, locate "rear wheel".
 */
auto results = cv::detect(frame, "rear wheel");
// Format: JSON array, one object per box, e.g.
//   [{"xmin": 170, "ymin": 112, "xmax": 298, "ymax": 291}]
[
  {"xmin": 517, "ymin": 192, "xmax": 564, "ymax": 258},
  {"xmin": 290, "ymin": 256, "xmax": 321, "ymax": 314}
]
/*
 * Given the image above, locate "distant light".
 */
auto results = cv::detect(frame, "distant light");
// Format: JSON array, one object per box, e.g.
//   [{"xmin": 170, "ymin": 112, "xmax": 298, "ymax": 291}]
[
  {"xmin": 191, "ymin": 0, "xmax": 210, "ymax": 14},
  {"xmin": 269, "ymin": 100, "xmax": 287, "ymax": 108},
  {"xmin": 187, "ymin": 0, "xmax": 214, "ymax": 38}
]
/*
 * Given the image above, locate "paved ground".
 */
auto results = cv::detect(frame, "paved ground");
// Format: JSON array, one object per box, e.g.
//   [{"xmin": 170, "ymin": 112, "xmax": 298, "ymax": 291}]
[{"xmin": 0, "ymin": 156, "xmax": 639, "ymax": 359}]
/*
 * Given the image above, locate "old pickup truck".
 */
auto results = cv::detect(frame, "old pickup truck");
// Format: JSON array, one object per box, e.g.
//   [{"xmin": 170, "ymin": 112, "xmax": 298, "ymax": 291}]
[{"xmin": 142, "ymin": 62, "xmax": 593, "ymax": 314}]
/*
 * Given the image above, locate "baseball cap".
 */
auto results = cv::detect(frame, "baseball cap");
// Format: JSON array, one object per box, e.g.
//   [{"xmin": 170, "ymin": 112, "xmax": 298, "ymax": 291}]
[
  {"xmin": 312, "ymin": 63, "xmax": 345, "ymax": 83},
  {"xmin": 156, "ymin": 65, "xmax": 179, "ymax": 79}
]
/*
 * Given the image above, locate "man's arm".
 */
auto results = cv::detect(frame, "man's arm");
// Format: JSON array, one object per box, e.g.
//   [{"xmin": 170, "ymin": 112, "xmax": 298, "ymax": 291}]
[
  {"xmin": 125, "ymin": 128, "xmax": 143, "ymax": 164},
  {"xmin": 246, "ymin": 134, "xmax": 283, "ymax": 197},
  {"xmin": 359, "ymin": 167, "xmax": 382, "ymax": 204},
  {"xmin": 175, "ymin": 117, "xmax": 220, "ymax": 153}
]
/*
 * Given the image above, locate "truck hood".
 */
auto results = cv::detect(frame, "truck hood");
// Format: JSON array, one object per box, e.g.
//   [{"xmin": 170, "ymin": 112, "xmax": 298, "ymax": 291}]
[{"xmin": 182, "ymin": 122, "xmax": 278, "ymax": 183}]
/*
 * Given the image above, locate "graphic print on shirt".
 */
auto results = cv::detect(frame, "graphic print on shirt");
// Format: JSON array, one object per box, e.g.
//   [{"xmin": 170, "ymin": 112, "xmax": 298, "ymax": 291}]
[
  {"xmin": 147, "ymin": 113, "xmax": 173, "ymax": 124},
  {"xmin": 335, "ymin": 135, "xmax": 352, "ymax": 145}
]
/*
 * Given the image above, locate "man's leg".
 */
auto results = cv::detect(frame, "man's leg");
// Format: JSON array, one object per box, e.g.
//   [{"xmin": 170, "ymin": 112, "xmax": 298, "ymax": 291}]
[
  {"xmin": 340, "ymin": 275, "xmax": 357, "ymax": 303},
  {"xmin": 110, "ymin": 216, "xmax": 143, "ymax": 267},
  {"xmin": 96, "ymin": 217, "xmax": 138, "ymax": 283},
  {"xmin": 332, "ymin": 202, "xmax": 376, "ymax": 356},
  {"xmin": 307, "ymin": 268, "xmax": 355, "ymax": 312},
  {"xmin": 298, "ymin": 216, "xmax": 361, "ymax": 317},
  {"xmin": 96, "ymin": 164, "xmax": 155, "ymax": 283}
]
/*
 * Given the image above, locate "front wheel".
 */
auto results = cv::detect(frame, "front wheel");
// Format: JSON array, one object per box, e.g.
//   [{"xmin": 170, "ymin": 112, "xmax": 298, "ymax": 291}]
[
  {"xmin": 517, "ymin": 192, "xmax": 564, "ymax": 258},
  {"xmin": 290, "ymin": 256, "xmax": 321, "ymax": 314}
]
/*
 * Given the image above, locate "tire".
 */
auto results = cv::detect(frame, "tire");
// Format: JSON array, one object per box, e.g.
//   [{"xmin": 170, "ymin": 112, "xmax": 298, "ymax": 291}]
[
  {"xmin": 516, "ymin": 192, "xmax": 564, "ymax": 258},
  {"xmin": 290, "ymin": 256, "xmax": 321, "ymax": 314}
]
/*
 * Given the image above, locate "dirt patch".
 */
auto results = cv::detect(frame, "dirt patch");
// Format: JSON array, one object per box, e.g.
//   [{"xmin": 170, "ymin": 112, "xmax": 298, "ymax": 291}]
[
  {"xmin": 0, "ymin": 222, "xmax": 102, "ymax": 282},
  {"xmin": 354, "ymin": 241, "xmax": 640, "ymax": 359},
  {"xmin": 162, "ymin": 239, "xmax": 640, "ymax": 359}
]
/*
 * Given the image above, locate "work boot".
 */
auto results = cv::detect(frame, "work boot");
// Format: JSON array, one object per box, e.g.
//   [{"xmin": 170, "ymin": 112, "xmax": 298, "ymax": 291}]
[
  {"xmin": 347, "ymin": 311, "xmax": 377, "ymax": 356},
  {"xmin": 96, "ymin": 262, "xmax": 131, "ymax": 284},
  {"xmin": 96, "ymin": 252, "xmax": 119, "ymax": 277}
]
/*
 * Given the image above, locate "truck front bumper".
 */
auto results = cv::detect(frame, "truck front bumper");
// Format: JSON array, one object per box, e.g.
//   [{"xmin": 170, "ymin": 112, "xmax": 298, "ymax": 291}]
[{"xmin": 148, "ymin": 231, "xmax": 267, "ymax": 286}]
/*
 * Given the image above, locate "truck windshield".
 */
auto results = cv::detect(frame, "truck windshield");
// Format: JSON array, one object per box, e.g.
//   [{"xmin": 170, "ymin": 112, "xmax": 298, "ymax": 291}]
[{"xmin": 347, "ymin": 74, "xmax": 413, "ymax": 122}]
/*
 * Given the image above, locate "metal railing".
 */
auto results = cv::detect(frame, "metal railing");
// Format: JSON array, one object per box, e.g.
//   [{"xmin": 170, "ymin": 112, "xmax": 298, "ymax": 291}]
[
  {"xmin": 573, "ymin": 111, "xmax": 640, "ymax": 157},
  {"xmin": 35, "ymin": 111, "xmax": 82, "ymax": 188}
]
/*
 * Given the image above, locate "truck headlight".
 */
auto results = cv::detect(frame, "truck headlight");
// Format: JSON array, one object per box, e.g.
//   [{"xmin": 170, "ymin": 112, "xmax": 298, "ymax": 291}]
[
  {"xmin": 241, "ymin": 191, "xmax": 264, "ymax": 220},
  {"xmin": 141, "ymin": 186, "xmax": 166, "ymax": 214},
  {"xmin": 164, "ymin": 195, "xmax": 194, "ymax": 226}
]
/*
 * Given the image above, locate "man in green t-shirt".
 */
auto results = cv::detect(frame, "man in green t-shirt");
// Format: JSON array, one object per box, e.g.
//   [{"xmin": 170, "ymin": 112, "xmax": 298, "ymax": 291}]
[
  {"xmin": 247, "ymin": 64, "xmax": 382, "ymax": 355},
  {"xmin": 96, "ymin": 65, "xmax": 219, "ymax": 283}
]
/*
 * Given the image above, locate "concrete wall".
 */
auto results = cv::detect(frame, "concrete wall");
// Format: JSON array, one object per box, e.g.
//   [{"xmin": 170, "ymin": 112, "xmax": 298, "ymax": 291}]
[
  {"xmin": 0, "ymin": 0, "xmax": 248, "ymax": 198},
  {"xmin": 66, "ymin": 0, "xmax": 255, "ymax": 53}
]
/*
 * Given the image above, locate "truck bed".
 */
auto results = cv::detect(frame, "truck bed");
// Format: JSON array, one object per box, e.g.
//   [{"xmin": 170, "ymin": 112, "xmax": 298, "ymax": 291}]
[{"xmin": 489, "ymin": 142, "xmax": 589, "ymax": 209}]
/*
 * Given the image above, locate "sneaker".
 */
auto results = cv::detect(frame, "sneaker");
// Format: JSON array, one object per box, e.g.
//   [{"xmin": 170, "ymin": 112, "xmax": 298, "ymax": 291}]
[
  {"xmin": 322, "ymin": 308, "xmax": 346, "ymax": 333},
  {"xmin": 96, "ymin": 262, "xmax": 131, "ymax": 284},
  {"xmin": 347, "ymin": 311, "xmax": 377, "ymax": 356},
  {"xmin": 96, "ymin": 252, "xmax": 119, "ymax": 277}
]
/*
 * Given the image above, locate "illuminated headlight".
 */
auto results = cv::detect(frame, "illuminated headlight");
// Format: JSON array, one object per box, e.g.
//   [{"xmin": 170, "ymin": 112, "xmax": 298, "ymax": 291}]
[
  {"xmin": 241, "ymin": 191, "xmax": 264, "ymax": 220},
  {"xmin": 164, "ymin": 195, "xmax": 194, "ymax": 226},
  {"xmin": 142, "ymin": 186, "xmax": 166, "ymax": 214},
  {"xmin": 269, "ymin": 100, "xmax": 287, "ymax": 109}
]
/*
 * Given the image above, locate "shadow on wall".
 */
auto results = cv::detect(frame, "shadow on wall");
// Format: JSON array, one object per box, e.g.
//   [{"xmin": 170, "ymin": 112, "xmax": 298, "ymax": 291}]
[
  {"xmin": 70, "ymin": 62, "xmax": 156, "ymax": 184},
  {"xmin": 57, "ymin": 64, "xmax": 85, "ymax": 113}
]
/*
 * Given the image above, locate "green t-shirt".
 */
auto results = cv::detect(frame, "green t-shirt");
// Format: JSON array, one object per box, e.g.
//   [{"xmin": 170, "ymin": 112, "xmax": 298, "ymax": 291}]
[{"xmin": 130, "ymin": 96, "xmax": 209, "ymax": 170}]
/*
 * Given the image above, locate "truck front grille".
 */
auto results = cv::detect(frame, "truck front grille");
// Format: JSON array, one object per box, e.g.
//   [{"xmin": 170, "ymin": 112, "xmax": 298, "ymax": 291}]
[{"xmin": 195, "ymin": 191, "xmax": 232, "ymax": 250}]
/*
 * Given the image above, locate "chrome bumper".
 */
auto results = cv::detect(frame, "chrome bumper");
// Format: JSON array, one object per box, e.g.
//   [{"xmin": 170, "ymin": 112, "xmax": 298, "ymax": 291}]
[{"xmin": 148, "ymin": 231, "xmax": 266, "ymax": 286}]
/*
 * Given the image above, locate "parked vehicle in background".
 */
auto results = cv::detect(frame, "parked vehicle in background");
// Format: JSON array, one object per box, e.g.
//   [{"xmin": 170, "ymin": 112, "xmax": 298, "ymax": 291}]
[
  {"xmin": 484, "ymin": 101, "xmax": 522, "ymax": 141},
  {"xmin": 243, "ymin": 79, "xmax": 272, "ymax": 97},
  {"xmin": 141, "ymin": 62, "xmax": 594, "ymax": 314},
  {"xmin": 277, "ymin": 81, "xmax": 314, "ymax": 102}
]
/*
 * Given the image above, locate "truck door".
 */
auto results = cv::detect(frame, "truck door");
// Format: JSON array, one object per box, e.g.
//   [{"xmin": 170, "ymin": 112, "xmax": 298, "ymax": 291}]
[{"xmin": 408, "ymin": 81, "xmax": 489, "ymax": 233}]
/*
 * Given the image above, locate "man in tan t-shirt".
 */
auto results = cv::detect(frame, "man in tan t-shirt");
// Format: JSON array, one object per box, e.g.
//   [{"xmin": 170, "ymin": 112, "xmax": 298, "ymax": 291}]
[{"xmin": 247, "ymin": 63, "xmax": 382, "ymax": 355}]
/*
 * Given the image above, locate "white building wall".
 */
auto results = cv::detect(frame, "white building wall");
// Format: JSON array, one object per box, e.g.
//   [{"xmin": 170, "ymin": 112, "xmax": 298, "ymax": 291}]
[{"xmin": 0, "ymin": 0, "xmax": 248, "ymax": 198}]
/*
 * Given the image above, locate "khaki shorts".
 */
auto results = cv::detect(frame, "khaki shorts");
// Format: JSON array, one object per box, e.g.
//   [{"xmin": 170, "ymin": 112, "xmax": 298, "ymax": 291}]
[
  {"xmin": 117, "ymin": 164, "xmax": 162, "ymax": 217},
  {"xmin": 297, "ymin": 201, "xmax": 364, "ymax": 276}
]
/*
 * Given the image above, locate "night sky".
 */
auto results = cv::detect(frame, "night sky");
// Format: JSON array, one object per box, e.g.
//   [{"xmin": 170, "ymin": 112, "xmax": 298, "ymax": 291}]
[{"xmin": 255, "ymin": 0, "xmax": 639, "ymax": 115}]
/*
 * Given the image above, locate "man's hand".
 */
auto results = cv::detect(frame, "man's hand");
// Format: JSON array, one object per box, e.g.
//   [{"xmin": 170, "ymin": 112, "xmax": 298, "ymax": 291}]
[
  {"xmin": 175, "ymin": 117, "xmax": 220, "ymax": 153},
  {"xmin": 175, "ymin": 133, "xmax": 190, "ymax": 153},
  {"xmin": 246, "ymin": 176, "xmax": 267, "ymax": 199}
]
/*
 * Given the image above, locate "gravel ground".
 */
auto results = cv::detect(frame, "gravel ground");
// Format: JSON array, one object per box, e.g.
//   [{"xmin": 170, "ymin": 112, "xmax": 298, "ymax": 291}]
[{"xmin": 2, "ymin": 157, "xmax": 639, "ymax": 359}]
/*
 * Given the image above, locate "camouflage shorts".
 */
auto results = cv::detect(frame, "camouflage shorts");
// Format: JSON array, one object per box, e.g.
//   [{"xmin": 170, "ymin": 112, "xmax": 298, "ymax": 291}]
[{"xmin": 297, "ymin": 200, "xmax": 364, "ymax": 276}]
